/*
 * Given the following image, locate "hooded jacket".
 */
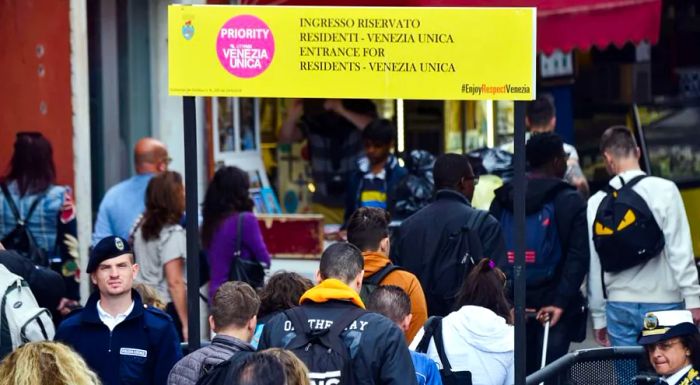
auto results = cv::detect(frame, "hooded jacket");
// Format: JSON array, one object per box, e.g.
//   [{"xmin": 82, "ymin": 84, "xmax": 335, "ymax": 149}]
[
  {"xmin": 258, "ymin": 279, "xmax": 418, "ymax": 385},
  {"xmin": 489, "ymin": 176, "xmax": 589, "ymax": 310},
  {"xmin": 409, "ymin": 306, "xmax": 514, "ymax": 385},
  {"xmin": 363, "ymin": 251, "xmax": 428, "ymax": 341}
]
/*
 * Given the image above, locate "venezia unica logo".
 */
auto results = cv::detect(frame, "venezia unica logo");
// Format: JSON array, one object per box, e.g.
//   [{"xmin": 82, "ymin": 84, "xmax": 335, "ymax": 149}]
[
  {"xmin": 216, "ymin": 15, "xmax": 275, "ymax": 78},
  {"xmin": 182, "ymin": 20, "xmax": 194, "ymax": 40}
]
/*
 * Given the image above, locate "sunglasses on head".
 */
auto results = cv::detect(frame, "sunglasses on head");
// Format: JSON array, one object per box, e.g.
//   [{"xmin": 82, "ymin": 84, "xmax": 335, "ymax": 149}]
[{"xmin": 17, "ymin": 132, "xmax": 43, "ymax": 139}]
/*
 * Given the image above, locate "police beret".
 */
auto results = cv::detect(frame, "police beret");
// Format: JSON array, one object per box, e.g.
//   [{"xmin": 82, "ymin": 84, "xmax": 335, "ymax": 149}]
[
  {"xmin": 87, "ymin": 236, "xmax": 132, "ymax": 273},
  {"xmin": 638, "ymin": 310, "xmax": 698, "ymax": 345}
]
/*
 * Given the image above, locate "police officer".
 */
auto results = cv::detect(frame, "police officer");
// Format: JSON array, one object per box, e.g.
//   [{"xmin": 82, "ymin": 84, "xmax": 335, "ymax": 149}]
[{"xmin": 56, "ymin": 236, "xmax": 182, "ymax": 385}]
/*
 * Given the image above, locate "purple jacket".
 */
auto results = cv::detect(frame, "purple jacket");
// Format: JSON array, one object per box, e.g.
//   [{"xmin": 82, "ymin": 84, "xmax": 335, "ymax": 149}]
[{"xmin": 207, "ymin": 212, "xmax": 271, "ymax": 299}]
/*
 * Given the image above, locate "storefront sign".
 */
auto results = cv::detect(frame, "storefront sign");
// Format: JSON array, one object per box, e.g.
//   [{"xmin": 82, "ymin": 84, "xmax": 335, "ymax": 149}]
[{"xmin": 168, "ymin": 5, "xmax": 535, "ymax": 100}]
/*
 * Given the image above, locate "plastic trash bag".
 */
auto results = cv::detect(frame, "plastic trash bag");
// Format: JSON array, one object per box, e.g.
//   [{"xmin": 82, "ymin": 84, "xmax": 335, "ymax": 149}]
[
  {"xmin": 393, "ymin": 150, "xmax": 435, "ymax": 220},
  {"xmin": 467, "ymin": 147, "xmax": 514, "ymax": 182}
]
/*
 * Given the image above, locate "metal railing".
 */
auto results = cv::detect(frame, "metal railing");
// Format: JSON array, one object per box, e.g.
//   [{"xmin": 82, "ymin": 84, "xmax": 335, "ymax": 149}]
[{"xmin": 526, "ymin": 347, "xmax": 654, "ymax": 385}]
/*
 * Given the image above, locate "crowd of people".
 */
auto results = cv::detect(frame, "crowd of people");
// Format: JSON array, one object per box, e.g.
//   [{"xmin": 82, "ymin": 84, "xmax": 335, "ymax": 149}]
[{"xmin": 1, "ymin": 95, "xmax": 700, "ymax": 385}]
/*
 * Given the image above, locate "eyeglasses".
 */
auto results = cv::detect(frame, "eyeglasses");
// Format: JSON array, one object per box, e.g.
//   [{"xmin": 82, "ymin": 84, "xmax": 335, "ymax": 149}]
[{"xmin": 645, "ymin": 340, "xmax": 683, "ymax": 353}]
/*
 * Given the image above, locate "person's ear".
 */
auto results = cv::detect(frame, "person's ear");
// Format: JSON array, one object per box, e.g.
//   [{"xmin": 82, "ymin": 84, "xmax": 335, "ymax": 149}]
[
  {"xmin": 401, "ymin": 314, "xmax": 413, "ymax": 333},
  {"xmin": 379, "ymin": 237, "xmax": 390, "ymax": 254},
  {"xmin": 90, "ymin": 273, "xmax": 97, "ymax": 285},
  {"xmin": 353, "ymin": 271, "xmax": 364, "ymax": 293},
  {"xmin": 315, "ymin": 270, "xmax": 323, "ymax": 285},
  {"xmin": 132, "ymin": 263, "xmax": 140, "ymax": 278},
  {"xmin": 248, "ymin": 315, "xmax": 257, "ymax": 332},
  {"xmin": 602, "ymin": 151, "xmax": 613, "ymax": 165},
  {"xmin": 208, "ymin": 315, "xmax": 217, "ymax": 332},
  {"xmin": 635, "ymin": 146, "xmax": 641, "ymax": 160},
  {"xmin": 550, "ymin": 116, "xmax": 557, "ymax": 130},
  {"xmin": 525, "ymin": 116, "xmax": 531, "ymax": 128}
]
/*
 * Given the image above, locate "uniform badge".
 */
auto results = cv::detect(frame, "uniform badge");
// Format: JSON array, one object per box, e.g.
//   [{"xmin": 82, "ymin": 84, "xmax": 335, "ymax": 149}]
[
  {"xmin": 644, "ymin": 314, "xmax": 659, "ymax": 330},
  {"xmin": 115, "ymin": 238, "xmax": 125, "ymax": 251}
]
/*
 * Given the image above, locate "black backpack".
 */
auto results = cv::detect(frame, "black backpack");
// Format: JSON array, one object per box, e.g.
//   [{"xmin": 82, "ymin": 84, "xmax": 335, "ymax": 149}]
[
  {"xmin": 359, "ymin": 263, "xmax": 405, "ymax": 304},
  {"xmin": 426, "ymin": 211, "xmax": 486, "ymax": 316},
  {"xmin": 415, "ymin": 316, "xmax": 473, "ymax": 385},
  {"xmin": 195, "ymin": 350, "xmax": 254, "ymax": 385},
  {"xmin": 284, "ymin": 306, "xmax": 365, "ymax": 385},
  {"xmin": 0, "ymin": 184, "xmax": 48, "ymax": 267},
  {"xmin": 592, "ymin": 175, "xmax": 664, "ymax": 273}
]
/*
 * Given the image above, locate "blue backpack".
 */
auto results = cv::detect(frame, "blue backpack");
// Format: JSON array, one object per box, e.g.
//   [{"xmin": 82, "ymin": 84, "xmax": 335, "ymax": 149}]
[{"xmin": 500, "ymin": 201, "xmax": 562, "ymax": 287}]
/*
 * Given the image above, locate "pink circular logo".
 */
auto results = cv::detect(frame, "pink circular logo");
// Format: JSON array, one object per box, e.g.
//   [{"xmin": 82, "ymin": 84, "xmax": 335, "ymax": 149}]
[{"xmin": 216, "ymin": 15, "xmax": 275, "ymax": 78}]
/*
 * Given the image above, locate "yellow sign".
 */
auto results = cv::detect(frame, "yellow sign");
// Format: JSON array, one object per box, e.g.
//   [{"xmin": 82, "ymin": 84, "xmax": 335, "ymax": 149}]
[{"xmin": 168, "ymin": 5, "xmax": 535, "ymax": 100}]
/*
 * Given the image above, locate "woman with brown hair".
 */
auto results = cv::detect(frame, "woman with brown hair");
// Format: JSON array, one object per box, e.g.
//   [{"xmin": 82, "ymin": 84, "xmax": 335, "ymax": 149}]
[
  {"xmin": 411, "ymin": 258, "xmax": 514, "ymax": 385},
  {"xmin": 132, "ymin": 171, "xmax": 188, "ymax": 341},
  {"xmin": 260, "ymin": 348, "xmax": 310, "ymax": 385},
  {"xmin": 0, "ymin": 132, "xmax": 80, "ymax": 322},
  {"xmin": 0, "ymin": 341, "xmax": 101, "ymax": 385},
  {"xmin": 257, "ymin": 271, "xmax": 313, "ymax": 323}
]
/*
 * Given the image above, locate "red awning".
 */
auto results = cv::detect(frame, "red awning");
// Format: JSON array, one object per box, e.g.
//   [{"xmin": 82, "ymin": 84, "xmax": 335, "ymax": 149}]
[{"xmin": 244, "ymin": 0, "xmax": 662, "ymax": 55}]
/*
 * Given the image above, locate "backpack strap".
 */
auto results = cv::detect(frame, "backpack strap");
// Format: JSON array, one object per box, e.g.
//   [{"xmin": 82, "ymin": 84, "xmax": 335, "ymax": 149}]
[
  {"xmin": 605, "ymin": 174, "xmax": 647, "ymax": 194},
  {"xmin": 620, "ymin": 175, "xmax": 647, "ymax": 190},
  {"xmin": 196, "ymin": 350, "xmax": 253, "ymax": 385},
  {"xmin": 285, "ymin": 306, "xmax": 313, "ymax": 344},
  {"xmin": 465, "ymin": 209, "xmax": 489, "ymax": 232},
  {"xmin": 284, "ymin": 306, "xmax": 365, "ymax": 359},
  {"xmin": 431, "ymin": 316, "xmax": 456, "ymax": 377},
  {"xmin": 365, "ymin": 264, "xmax": 404, "ymax": 286},
  {"xmin": 415, "ymin": 316, "xmax": 442, "ymax": 353},
  {"xmin": 0, "ymin": 183, "xmax": 47, "ymax": 225},
  {"xmin": 324, "ymin": 306, "xmax": 366, "ymax": 360}
]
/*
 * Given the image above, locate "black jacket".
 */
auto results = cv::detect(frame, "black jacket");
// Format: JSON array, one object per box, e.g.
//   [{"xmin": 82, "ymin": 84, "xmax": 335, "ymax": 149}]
[
  {"xmin": 390, "ymin": 189, "xmax": 506, "ymax": 285},
  {"xmin": 489, "ymin": 176, "xmax": 589, "ymax": 310},
  {"xmin": 258, "ymin": 300, "xmax": 417, "ymax": 385}
]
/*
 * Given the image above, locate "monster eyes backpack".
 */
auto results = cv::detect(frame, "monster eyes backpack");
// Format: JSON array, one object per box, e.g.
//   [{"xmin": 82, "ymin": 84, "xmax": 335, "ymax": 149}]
[{"xmin": 592, "ymin": 175, "xmax": 664, "ymax": 273}]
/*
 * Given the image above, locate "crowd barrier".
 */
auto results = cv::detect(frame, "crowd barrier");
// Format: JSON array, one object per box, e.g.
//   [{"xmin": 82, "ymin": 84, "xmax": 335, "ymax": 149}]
[{"xmin": 525, "ymin": 347, "xmax": 657, "ymax": 385}]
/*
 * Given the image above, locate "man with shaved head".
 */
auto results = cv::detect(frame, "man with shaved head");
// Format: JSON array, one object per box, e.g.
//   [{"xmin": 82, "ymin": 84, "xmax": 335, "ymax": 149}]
[{"xmin": 92, "ymin": 138, "xmax": 170, "ymax": 245}]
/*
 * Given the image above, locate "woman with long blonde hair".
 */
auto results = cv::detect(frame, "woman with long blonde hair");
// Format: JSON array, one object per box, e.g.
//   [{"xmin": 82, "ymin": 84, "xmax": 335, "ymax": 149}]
[{"xmin": 0, "ymin": 341, "xmax": 101, "ymax": 385}]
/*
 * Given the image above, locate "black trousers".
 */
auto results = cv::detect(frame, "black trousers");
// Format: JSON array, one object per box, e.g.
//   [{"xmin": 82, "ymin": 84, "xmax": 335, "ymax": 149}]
[{"xmin": 525, "ymin": 316, "xmax": 573, "ymax": 376}]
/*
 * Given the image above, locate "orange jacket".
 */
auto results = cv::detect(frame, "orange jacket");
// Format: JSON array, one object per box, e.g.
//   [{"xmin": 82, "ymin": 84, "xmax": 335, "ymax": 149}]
[{"xmin": 362, "ymin": 251, "xmax": 428, "ymax": 342}]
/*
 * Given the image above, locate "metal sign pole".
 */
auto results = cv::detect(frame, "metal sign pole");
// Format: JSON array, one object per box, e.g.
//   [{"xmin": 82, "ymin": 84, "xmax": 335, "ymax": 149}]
[
  {"xmin": 513, "ymin": 101, "xmax": 527, "ymax": 385},
  {"xmin": 183, "ymin": 96, "xmax": 201, "ymax": 350}
]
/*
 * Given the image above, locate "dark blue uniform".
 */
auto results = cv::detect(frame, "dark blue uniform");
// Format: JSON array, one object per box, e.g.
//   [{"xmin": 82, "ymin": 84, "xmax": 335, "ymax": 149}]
[{"xmin": 55, "ymin": 290, "xmax": 182, "ymax": 385}]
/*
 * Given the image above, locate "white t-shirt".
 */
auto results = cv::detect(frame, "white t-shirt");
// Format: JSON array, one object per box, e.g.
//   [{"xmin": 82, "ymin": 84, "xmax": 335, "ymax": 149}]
[{"xmin": 133, "ymin": 224, "xmax": 187, "ymax": 303}]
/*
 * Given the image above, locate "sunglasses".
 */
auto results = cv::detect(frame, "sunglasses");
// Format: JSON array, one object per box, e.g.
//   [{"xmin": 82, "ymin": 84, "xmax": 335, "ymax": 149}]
[{"xmin": 17, "ymin": 132, "xmax": 43, "ymax": 139}]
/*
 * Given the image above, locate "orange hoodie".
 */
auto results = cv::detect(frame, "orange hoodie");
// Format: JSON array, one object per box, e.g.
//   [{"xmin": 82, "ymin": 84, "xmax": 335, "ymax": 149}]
[
  {"xmin": 299, "ymin": 278, "xmax": 365, "ymax": 309},
  {"xmin": 362, "ymin": 251, "xmax": 428, "ymax": 342}
]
